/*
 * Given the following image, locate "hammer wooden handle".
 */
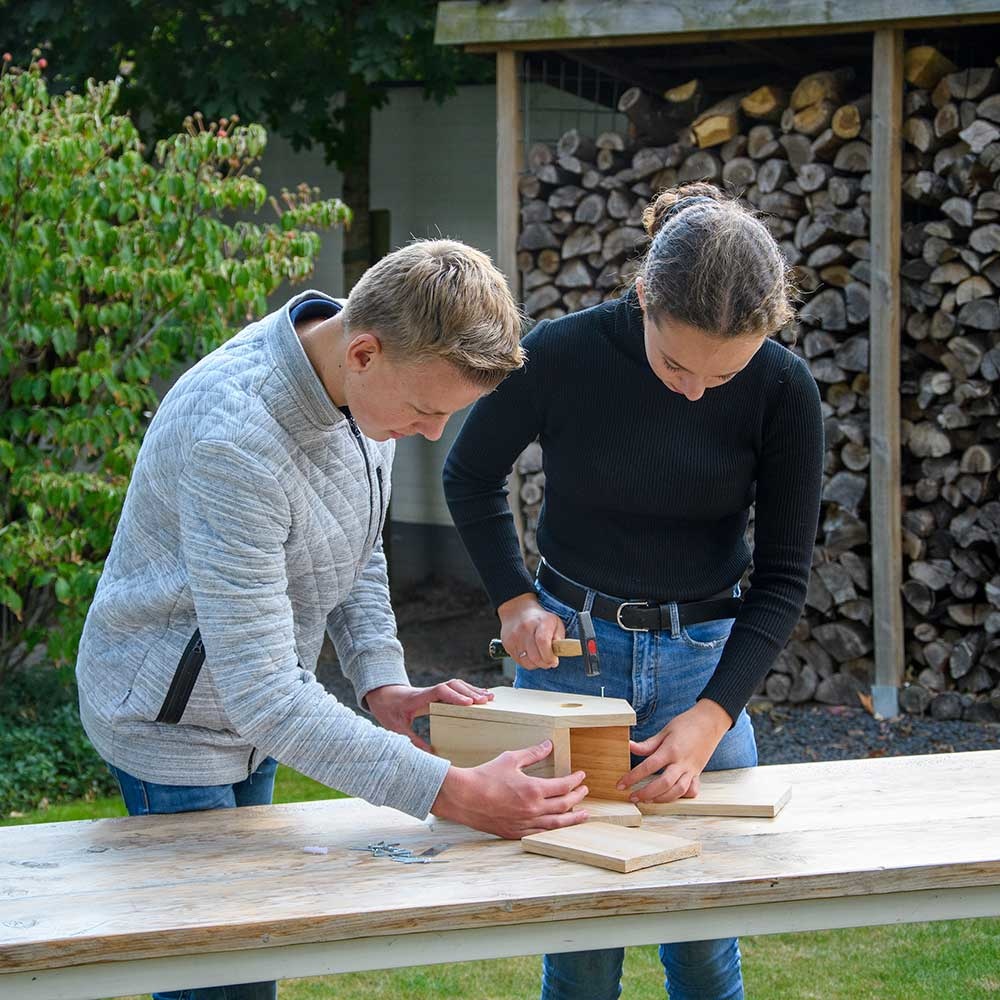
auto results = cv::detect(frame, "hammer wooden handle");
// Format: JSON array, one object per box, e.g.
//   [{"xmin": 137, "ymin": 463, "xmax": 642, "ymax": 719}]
[{"xmin": 488, "ymin": 638, "xmax": 582, "ymax": 659}]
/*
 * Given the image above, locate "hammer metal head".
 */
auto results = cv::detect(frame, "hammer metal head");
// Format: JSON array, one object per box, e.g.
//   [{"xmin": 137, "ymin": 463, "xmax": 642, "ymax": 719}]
[{"xmin": 578, "ymin": 610, "xmax": 601, "ymax": 677}]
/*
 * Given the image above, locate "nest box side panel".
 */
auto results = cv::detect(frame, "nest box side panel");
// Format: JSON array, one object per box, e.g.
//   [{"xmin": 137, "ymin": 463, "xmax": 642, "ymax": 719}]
[{"xmin": 429, "ymin": 716, "xmax": 571, "ymax": 777}]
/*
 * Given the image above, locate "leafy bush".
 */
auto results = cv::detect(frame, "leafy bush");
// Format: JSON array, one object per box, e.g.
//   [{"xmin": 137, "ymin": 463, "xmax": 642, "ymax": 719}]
[
  {"xmin": 0, "ymin": 56, "xmax": 349, "ymax": 682},
  {"xmin": 0, "ymin": 668, "xmax": 118, "ymax": 814}
]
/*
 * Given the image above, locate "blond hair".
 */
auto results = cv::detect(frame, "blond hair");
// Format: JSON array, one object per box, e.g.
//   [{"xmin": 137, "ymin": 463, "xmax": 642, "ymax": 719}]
[
  {"xmin": 342, "ymin": 239, "xmax": 525, "ymax": 388},
  {"xmin": 640, "ymin": 182, "xmax": 796, "ymax": 339}
]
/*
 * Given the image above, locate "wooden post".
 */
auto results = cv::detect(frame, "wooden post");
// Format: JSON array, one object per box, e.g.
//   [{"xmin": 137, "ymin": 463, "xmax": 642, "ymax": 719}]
[
  {"xmin": 496, "ymin": 49, "xmax": 523, "ymax": 294},
  {"xmin": 869, "ymin": 29, "xmax": 904, "ymax": 719},
  {"xmin": 496, "ymin": 50, "xmax": 528, "ymax": 561}
]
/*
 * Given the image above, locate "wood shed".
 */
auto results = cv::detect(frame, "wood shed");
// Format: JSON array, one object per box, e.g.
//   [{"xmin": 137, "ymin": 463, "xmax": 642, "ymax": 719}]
[{"xmin": 435, "ymin": 0, "xmax": 1000, "ymax": 720}]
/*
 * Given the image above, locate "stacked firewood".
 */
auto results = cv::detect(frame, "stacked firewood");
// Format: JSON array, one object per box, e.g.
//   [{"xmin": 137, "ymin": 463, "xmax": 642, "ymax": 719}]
[
  {"xmin": 514, "ymin": 49, "xmax": 1000, "ymax": 721},
  {"xmin": 895, "ymin": 48, "xmax": 1000, "ymax": 722}
]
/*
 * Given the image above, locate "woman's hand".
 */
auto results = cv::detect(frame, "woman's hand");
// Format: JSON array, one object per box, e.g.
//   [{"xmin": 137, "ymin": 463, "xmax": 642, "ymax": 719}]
[
  {"xmin": 366, "ymin": 680, "xmax": 493, "ymax": 752},
  {"xmin": 617, "ymin": 699, "xmax": 733, "ymax": 803},
  {"xmin": 497, "ymin": 592, "xmax": 566, "ymax": 669}
]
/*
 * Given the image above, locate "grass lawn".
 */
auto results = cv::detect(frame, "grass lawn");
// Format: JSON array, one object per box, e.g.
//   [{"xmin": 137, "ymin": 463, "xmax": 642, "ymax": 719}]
[{"xmin": 4, "ymin": 771, "xmax": 999, "ymax": 1000}]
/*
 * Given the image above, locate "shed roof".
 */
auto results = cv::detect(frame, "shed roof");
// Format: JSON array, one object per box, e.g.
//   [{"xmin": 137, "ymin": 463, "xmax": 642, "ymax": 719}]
[{"xmin": 436, "ymin": 0, "xmax": 1000, "ymax": 50}]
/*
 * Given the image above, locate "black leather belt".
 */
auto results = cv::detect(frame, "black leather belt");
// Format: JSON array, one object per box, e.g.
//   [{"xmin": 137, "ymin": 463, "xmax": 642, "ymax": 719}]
[{"xmin": 538, "ymin": 562, "xmax": 742, "ymax": 633}]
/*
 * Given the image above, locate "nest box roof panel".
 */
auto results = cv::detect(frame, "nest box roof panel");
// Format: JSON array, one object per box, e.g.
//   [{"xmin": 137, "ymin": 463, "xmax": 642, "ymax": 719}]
[{"xmin": 429, "ymin": 686, "xmax": 636, "ymax": 727}]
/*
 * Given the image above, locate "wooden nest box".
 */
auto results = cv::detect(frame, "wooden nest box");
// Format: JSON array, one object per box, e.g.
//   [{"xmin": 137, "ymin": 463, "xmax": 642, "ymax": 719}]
[{"xmin": 430, "ymin": 687, "xmax": 636, "ymax": 801}]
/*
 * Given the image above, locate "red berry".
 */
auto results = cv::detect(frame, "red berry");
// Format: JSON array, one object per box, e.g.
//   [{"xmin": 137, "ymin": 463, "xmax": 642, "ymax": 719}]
[
  {"xmin": 217, "ymin": 129, "xmax": 227, "ymax": 138},
  {"xmin": 37, "ymin": 57, "xmax": 48, "ymax": 68},
  {"xmin": 2, "ymin": 53, "xmax": 12, "ymax": 62}
]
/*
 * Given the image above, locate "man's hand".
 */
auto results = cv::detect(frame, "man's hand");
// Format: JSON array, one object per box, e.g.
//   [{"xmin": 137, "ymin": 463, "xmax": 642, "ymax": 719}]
[
  {"xmin": 366, "ymin": 680, "xmax": 493, "ymax": 752},
  {"xmin": 432, "ymin": 740, "xmax": 590, "ymax": 839},
  {"xmin": 616, "ymin": 699, "xmax": 733, "ymax": 803},
  {"xmin": 497, "ymin": 592, "xmax": 565, "ymax": 670}
]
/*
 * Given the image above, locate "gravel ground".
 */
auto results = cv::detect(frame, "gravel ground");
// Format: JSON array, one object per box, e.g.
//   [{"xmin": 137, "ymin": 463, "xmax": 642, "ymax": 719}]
[
  {"xmin": 749, "ymin": 701, "xmax": 1000, "ymax": 764},
  {"xmin": 316, "ymin": 575, "xmax": 1000, "ymax": 764}
]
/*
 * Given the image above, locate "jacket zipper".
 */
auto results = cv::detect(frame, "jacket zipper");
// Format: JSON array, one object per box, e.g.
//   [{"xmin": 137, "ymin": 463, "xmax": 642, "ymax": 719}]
[
  {"xmin": 375, "ymin": 465, "xmax": 386, "ymax": 542},
  {"xmin": 346, "ymin": 411, "xmax": 377, "ymax": 550},
  {"xmin": 156, "ymin": 629, "xmax": 206, "ymax": 724}
]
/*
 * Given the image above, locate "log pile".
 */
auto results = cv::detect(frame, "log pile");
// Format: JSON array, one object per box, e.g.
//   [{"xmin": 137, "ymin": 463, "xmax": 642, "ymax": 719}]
[
  {"xmin": 513, "ymin": 51, "xmax": 1000, "ymax": 722},
  {"xmin": 895, "ymin": 50, "xmax": 1000, "ymax": 722}
]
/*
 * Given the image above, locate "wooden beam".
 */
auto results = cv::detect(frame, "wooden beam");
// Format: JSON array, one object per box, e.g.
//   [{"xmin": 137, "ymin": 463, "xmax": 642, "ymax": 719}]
[
  {"xmin": 496, "ymin": 50, "xmax": 527, "ymax": 557},
  {"xmin": 869, "ymin": 28, "xmax": 904, "ymax": 719},
  {"xmin": 437, "ymin": 0, "xmax": 1000, "ymax": 50},
  {"xmin": 496, "ymin": 49, "xmax": 523, "ymax": 293}
]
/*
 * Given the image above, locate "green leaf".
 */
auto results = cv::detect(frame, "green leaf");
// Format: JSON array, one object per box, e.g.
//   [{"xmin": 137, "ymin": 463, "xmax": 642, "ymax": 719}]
[
  {"xmin": 1, "ymin": 586, "xmax": 23, "ymax": 618},
  {"xmin": 0, "ymin": 55, "xmax": 349, "ymax": 677}
]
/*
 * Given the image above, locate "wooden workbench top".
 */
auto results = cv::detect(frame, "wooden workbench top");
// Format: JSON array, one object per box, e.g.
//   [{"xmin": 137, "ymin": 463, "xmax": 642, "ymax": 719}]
[{"xmin": 3, "ymin": 751, "xmax": 1000, "ymax": 976}]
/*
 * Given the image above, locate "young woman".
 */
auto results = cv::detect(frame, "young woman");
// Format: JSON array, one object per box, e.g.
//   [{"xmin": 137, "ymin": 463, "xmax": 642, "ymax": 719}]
[{"xmin": 444, "ymin": 183, "xmax": 824, "ymax": 1000}]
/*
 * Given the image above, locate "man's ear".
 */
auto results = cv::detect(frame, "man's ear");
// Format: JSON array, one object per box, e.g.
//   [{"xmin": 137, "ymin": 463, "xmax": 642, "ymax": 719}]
[{"xmin": 345, "ymin": 332, "xmax": 383, "ymax": 373}]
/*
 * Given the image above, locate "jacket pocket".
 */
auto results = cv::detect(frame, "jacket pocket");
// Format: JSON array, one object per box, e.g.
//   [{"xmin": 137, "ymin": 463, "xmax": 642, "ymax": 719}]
[{"xmin": 156, "ymin": 629, "xmax": 206, "ymax": 724}]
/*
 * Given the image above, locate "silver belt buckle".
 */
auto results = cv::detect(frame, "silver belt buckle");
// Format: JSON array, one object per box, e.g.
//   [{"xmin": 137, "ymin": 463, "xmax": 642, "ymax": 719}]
[{"xmin": 616, "ymin": 600, "xmax": 650, "ymax": 632}]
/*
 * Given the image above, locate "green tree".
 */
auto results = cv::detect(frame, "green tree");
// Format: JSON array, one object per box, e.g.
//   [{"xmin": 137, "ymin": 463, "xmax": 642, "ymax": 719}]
[
  {"xmin": 0, "ymin": 0, "xmax": 492, "ymax": 289},
  {"xmin": 0, "ymin": 56, "xmax": 349, "ymax": 680}
]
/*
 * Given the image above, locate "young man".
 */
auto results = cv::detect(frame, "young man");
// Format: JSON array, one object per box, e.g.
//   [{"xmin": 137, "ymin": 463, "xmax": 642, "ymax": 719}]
[{"xmin": 76, "ymin": 240, "xmax": 589, "ymax": 1000}]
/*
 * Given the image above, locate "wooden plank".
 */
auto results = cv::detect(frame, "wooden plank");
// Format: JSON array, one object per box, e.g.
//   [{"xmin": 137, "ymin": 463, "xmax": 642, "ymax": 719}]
[
  {"xmin": 635, "ymin": 768, "xmax": 792, "ymax": 817},
  {"xmin": 522, "ymin": 824, "xmax": 701, "ymax": 873},
  {"xmin": 429, "ymin": 716, "xmax": 571, "ymax": 776},
  {"xmin": 429, "ymin": 686, "xmax": 636, "ymax": 727},
  {"xmin": 570, "ymin": 725, "xmax": 632, "ymax": 801},
  {"xmin": 574, "ymin": 797, "xmax": 643, "ymax": 826},
  {"xmin": 436, "ymin": 0, "xmax": 1000, "ymax": 50},
  {"xmin": 3, "ymin": 752, "xmax": 1000, "ymax": 975},
  {"xmin": 869, "ymin": 27, "xmax": 905, "ymax": 719}
]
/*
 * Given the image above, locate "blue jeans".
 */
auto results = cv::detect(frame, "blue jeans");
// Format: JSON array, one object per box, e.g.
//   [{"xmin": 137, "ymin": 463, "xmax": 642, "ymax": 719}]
[
  {"xmin": 517, "ymin": 574, "xmax": 756, "ymax": 1000},
  {"xmin": 109, "ymin": 757, "xmax": 280, "ymax": 1000}
]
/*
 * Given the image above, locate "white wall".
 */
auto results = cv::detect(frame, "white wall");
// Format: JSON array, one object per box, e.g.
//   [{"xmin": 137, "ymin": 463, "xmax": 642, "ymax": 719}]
[
  {"xmin": 257, "ymin": 82, "xmax": 609, "ymax": 529},
  {"xmin": 257, "ymin": 84, "xmax": 496, "ymax": 528},
  {"xmin": 371, "ymin": 85, "xmax": 499, "ymax": 527}
]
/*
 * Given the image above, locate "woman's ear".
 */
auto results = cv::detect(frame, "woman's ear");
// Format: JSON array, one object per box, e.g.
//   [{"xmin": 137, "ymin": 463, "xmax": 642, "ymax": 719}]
[{"xmin": 635, "ymin": 277, "xmax": 646, "ymax": 310}]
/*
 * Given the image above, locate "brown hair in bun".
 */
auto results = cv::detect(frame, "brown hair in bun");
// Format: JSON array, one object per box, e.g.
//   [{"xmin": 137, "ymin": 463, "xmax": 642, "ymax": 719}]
[
  {"xmin": 641, "ymin": 181, "xmax": 723, "ymax": 238},
  {"xmin": 639, "ymin": 182, "xmax": 796, "ymax": 339}
]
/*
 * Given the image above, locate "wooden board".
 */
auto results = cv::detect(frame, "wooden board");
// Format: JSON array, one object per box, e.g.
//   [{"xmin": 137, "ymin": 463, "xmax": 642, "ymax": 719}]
[
  {"xmin": 574, "ymin": 797, "xmax": 642, "ymax": 827},
  {"xmin": 429, "ymin": 686, "xmax": 636, "ymax": 728},
  {"xmin": 522, "ymin": 824, "xmax": 700, "ymax": 873},
  {"xmin": 635, "ymin": 768, "xmax": 792, "ymax": 817},
  {"xmin": 570, "ymin": 725, "xmax": 632, "ymax": 801},
  {"xmin": 429, "ymin": 716, "xmax": 571, "ymax": 777},
  {"xmin": 4, "ymin": 753, "xmax": 1000, "ymax": 977}
]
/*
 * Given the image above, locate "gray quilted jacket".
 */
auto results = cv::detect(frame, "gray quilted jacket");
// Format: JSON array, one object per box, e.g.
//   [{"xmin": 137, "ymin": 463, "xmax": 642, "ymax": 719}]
[{"xmin": 76, "ymin": 290, "xmax": 451, "ymax": 817}]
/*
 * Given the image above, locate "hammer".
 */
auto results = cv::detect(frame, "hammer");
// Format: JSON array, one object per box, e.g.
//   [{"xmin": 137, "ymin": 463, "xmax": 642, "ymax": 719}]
[{"xmin": 488, "ymin": 611, "xmax": 602, "ymax": 677}]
